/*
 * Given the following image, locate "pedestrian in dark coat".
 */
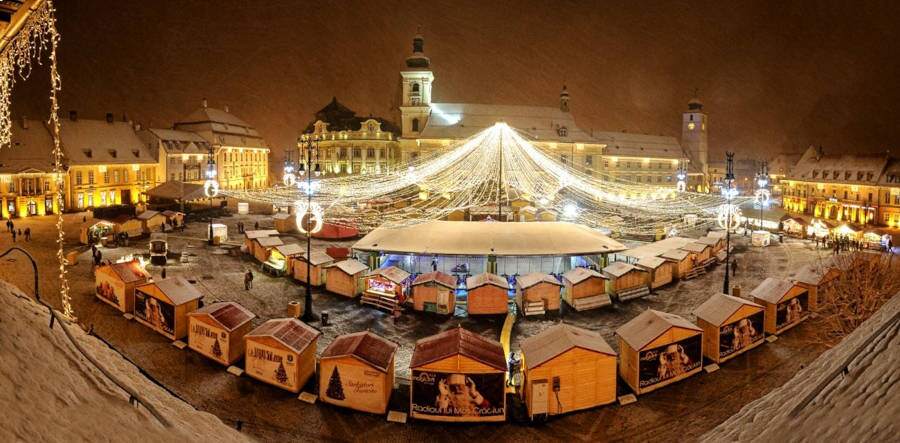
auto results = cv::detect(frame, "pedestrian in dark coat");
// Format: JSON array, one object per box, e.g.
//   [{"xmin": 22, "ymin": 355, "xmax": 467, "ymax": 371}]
[
  {"xmin": 24, "ymin": 227, "xmax": 30, "ymax": 241},
  {"xmin": 11, "ymin": 229, "xmax": 16, "ymax": 242},
  {"xmin": 730, "ymin": 259, "xmax": 738, "ymax": 277},
  {"xmin": 254, "ymin": 221, "xmax": 259, "ymax": 230},
  {"xmin": 244, "ymin": 270, "xmax": 253, "ymax": 290},
  {"xmin": 161, "ymin": 266, "xmax": 167, "ymax": 279}
]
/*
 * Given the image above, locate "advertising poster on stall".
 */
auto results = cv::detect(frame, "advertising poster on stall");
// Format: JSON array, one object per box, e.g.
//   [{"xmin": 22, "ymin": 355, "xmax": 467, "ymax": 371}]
[
  {"xmin": 247, "ymin": 341, "xmax": 298, "ymax": 391},
  {"xmin": 718, "ymin": 311, "xmax": 765, "ymax": 358},
  {"xmin": 638, "ymin": 334, "xmax": 702, "ymax": 389},
  {"xmin": 95, "ymin": 272, "xmax": 125, "ymax": 311},
  {"xmin": 775, "ymin": 291, "xmax": 809, "ymax": 331},
  {"xmin": 189, "ymin": 320, "xmax": 228, "ymax": 364},
  {"xmin": 133, "ymin": 290, "xmax": 176, "ymax": 338},
  {"xmin": 411, "ymin": 370, "xmax": 505, "ymax": 420}
]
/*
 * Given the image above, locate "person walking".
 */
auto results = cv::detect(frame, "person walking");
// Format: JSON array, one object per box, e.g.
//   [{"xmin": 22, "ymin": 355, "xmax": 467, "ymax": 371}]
[
  {"xmin": 161, "ymin": 266, "xmax": 167, "ymax": 279},
  {"xmin": 730, "ymin": 259, "xmax": 738, "ymax": 277},
  {"xmin": 244, "ymin": 270, "xmax": 254, "ymax": 290},
  {"xmin": 5, "ymin": 218, "xmax": 10, "ymax": 232},
  {"xmin": 254, "ymin": 221, "xmax": 259, "ymax": 230},
  {"xmin": 11, "ymin": 229, "xmax": 16, "ymax": 242},
  {"xmin": 24, "ymin": 227, "xmax": 30, "ymax": 241}
]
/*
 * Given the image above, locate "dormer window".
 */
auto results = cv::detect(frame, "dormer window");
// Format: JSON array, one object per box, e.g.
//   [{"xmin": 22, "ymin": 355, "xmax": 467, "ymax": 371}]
[
  {"xmin": 108, "ymin": 149, "xmax": 117, "ymax": 158},
  {"xmin": 132, "ymin": 149, "xmax": 140, "ymax": 158},
  {"xmin": 858, "ymin": 171, "xmax": 864, "ymax": 180},
  {"xmin": 557, "ymin": 126, "xmax": 568, "ymax": 137},
  {"xmin": 812, "ymin": 170, "xmax": 819, "ymax": 178},
  {"xmin": 83, "ymin": 149, "xmax": 92, "ymax": 158},
  {"xmin": 844, "ymin": 171, "xmax": 851, "ymax": 180},
  {"xmin": 866, "ymin": 172, "xmax": 873, "ymax": 181}
]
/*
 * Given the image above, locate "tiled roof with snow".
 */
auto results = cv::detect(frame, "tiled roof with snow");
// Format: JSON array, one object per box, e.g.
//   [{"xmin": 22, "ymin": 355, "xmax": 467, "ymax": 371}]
[
  {"xmin": 0, "ymin": 119, "xmax": 54, "ymax": 173},
  {"xmin": 59, "ymin": 119, "xmax": 155, "ymax": 165}
]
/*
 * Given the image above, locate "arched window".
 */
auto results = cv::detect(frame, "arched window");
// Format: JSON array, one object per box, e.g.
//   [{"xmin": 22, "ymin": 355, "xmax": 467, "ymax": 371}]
[
  {"xmin": 411, "ymin": 83, "xmax": 420, "ymax": 93},
  {"xmin": 412, "ymin": 118, "xmax": 420, "ymax": 132}
]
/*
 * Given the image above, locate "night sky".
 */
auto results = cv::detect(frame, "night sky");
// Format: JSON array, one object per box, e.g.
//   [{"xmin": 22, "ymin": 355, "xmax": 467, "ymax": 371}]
[{"xmin": 12, "ymin": 0, "xmax": 900, "ymax": 167}]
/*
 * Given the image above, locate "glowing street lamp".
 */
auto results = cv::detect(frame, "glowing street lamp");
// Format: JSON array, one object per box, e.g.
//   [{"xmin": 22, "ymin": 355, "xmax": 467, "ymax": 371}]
[
  {"xmin": 283, "ymin": 149, "xmax": 296, "ymax": 187},
  {"xmin": 721, "ymin": 152, "xmax": 737, "ymax": 294},
  {"xmin": 296, "ymin": 134, "xmax": 323, "ymax": 322},
  {"xmin": 754, "ymin": 161, "xmax": 770, "ymax": 230},
  {"xmin": 204, "ymin": 147, "xmax": 219, "ymax": 245},
  {"xmin": 675, "ymin": 160, "xmax": 687, "ymax": 192}
]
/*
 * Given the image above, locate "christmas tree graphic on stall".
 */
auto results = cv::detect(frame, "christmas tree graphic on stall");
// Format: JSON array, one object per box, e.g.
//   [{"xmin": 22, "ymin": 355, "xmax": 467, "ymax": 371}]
[
  {"xmin": 275, "ymin": 361, "xmax": 288, "ymax": 385},
  {"xmin": 211, "ymin": 339, "xmax": 222, "ymax": 358},
  {"xmin": 326, "ymin": 366, "xmax": 345, "ymax": 400}
]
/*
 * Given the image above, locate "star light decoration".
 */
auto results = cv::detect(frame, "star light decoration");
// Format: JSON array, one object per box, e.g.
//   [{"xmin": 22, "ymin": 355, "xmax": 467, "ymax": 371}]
[{"xmin": 222, "ymin": 123, "xmax": 745, "ymax": 236}]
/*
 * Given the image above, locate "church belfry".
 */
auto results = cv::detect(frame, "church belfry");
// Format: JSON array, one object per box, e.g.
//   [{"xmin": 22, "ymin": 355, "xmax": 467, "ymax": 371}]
[
  {"xmin": 400, "ymin": 30, "xmax": 434, "ymax": 138},
  {"xmin": 560, "ymin": 85, "xmax": 570, "ymax": 112},
  {"xmin": 682, "ymin": 92, "xmax": 709, "ymax": 189}
]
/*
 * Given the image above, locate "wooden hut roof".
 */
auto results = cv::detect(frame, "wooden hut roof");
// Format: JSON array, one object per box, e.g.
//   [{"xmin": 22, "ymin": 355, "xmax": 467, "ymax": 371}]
[
  {"xmin": 255, "ymin": 236, "xmax": 284, "ymax": 248},
  {"xmin": 616, "ymin": 309, "xmax": 701, "ymax": 350},
  {"xmin": 411, "ymin": 327, "xmax": 506, "ymax": 371},
  {"xmin": 521, "ymin": 324, "xmax": 615, "ymax": 368},
  {"xmin": 366, "ymin": 266, "xmax": 411, "ymax": 284},
  {"xmin": 707, "ymin": 230, "xmax": 728, "ymax": 240},
  {"xmin": 136, "ymin": 209, "xmax": 163, "ymax": 221},
  {"xmin": 516, "ymin": 272, "xmax": 562, "ymax": 289},
  {"xmin": 792, "ymin": 263, "xmax": 840, "ymax": 286},
  {"xmin": 321, "ymin": 331, "xmax": 399, "ymax": 372},
  {"xmin": 562, "ymin": 267, "xmax": 607, "ymax": 285},
  {"xmin": 636, "ymin": 256, "xmax": 667, "ymax": 270},
  {"xmin": 331, "ymin": 259, "xmax": 368, "ymax": 275},
  {"xmin": 103, "ymin": 260, "xmax": 149, "ymax": 284},
  {"xmin": 693, "ymin": 293, "xmax": 763, "ymax": 326},
  {"xmin": 412, "ymin": 271, "xmax": 457, "ymax": 289},
  {"xmin": 681, "ymin": 242, "xmax": 710, "ymax": 253},
  {"xmin": 660, "ymin": 249, "xmax": 691, "ymax": 261},
  {"xmin": 244, "ymin": 229, "xmax": 279, "ymax": 239},
  {"xmin": 274, "ymin": 243, "xmax": 305, "ymax": 257},
  {"xmin": 272, "ymin": 212, "xmax": 292, "ymax": 220},
  {"xmin": 161, "ymin": 210, "xmax": 183, "ymax": 218},
  {"xmin": 299, "ymin": 251, "xmax": 335, "ymax": 266},
  {"xmin": 246, "ymin": 318, "xmax": 320, "ymax": 354},
  {"xmin": 466, "ymin": 272, "xmax": 509, "ymax": 290},
  {"xmin": 751, "ymin": 277, "xmax": 802, "ymax": 304},
  {"xmin": 188, "ymin": 301, "xmax": 255, "ymax": 331},
  {"xmin": 621, "ymin": 236, "xmax": 696, "ymax": 260},
  {"xmin": 696, "ymin": 236, "xmax": 720, "ymax": 246},
  {"xmin": 136, "ymin": 277, "xmax": 203, "ymax": 306},
  {"xmin": 602, "ymin": 261, "xmax": 644, "ymax": 278}
]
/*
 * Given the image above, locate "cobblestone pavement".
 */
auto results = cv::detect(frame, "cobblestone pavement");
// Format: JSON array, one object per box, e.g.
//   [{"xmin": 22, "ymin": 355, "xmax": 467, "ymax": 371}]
[{"xmin": 0, "ymin": 212, "xmax": 853, "ymax": 442}]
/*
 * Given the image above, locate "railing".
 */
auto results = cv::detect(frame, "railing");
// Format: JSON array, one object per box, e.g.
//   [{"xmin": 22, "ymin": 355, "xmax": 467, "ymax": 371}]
[{"xmin": 0, "ymin": 246, "xmax": 171, "ymax": 427}]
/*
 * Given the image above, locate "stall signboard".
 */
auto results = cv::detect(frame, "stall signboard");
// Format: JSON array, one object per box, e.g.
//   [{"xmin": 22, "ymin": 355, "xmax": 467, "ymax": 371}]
[
  {"xmin": 775, "ymin": 291, "xmax": 809, "ymax": 331},
  {"xmin": 247, "ymin": 341, "xmax": 299, "ymax": 391},
  {"xmin": 189, "ymin": 321, "xmax": 229, "ymax": 364},
  {"xmin": 95, "ymin": 272, "xmax": 126, "ymax": 311},
  {"xmin": 718, "ymin": 311, "xmax": 765, "ymax": 359},
  {"xmin": 411, "ymin": 370, "xmax": 505, "ymax": 419},
  {"xmin": 637, "ymin": 334, "xmax": 702, "ymax": 389},
  {"xmin": 134, "ymin": 290, "xmax": 176, "ymax": 338}
]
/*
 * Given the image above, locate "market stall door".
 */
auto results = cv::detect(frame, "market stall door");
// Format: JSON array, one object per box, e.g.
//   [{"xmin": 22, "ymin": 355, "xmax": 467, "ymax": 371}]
[
  {"xmin": 437, "ymin": 291, "xmax": 450, "ymax": 314},
  {"xmin": 424, "ymin": 302, "xmax": 436, "ymax": 313},
  {"xmin": 530, "ymin": 379, "xmax": 548, "ymax": 417}
]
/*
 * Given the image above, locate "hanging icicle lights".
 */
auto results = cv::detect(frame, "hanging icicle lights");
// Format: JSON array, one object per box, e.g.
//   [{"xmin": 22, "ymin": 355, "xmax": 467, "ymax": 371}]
[{"xmin": 224, "ymin": 123, "xmax": 746, "ymax": 236}]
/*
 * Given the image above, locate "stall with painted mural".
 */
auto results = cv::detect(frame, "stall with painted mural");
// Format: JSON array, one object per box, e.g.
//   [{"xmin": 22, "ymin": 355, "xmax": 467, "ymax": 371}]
[
  {"xmin": 94, "ymin": 259, "xmax": 150, "ymax": 313},
  {"xmin": 693, "ymin": 293, "xmax": 765, "ymax": 364},
  {"xmin": 187, "ymin": 302, "xmax": 256, "ymax": 366},
  {"xmin": 245, "ymin": 318, "xmax": 320, "ymax": 393},
  {"xmin": 319, "ymin": 331, "xmax": 398, "ymax": 414},
  {"xmin": 751, "ymin": 277, "xmax": 811, "ymax": 335},
  {"xmin": 133, "ymin": 277, "xmax": 204, "ymax": 340}
]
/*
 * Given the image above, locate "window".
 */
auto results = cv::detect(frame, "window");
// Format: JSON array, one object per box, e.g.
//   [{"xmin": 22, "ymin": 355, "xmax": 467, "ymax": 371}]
[
  {"xmin": 109, "ymin": 191, "xmax": 115, "ymax": 204},
  {"xmin": 560, "ymin": 154, "xmax": 568, "ymax": 165},
  {"xmin": 867, "ymin": 172, "xmax": 874, "ymax": 181},
  {"xmin": 411, "ymin": 83, "xmax": 420, "ymax": 93},
  {"xmin": 123, "ymin": 170, "xmax": 129, "ymax": 183},
  {"xmin": 113, "ymin": 170, "xmax": 120, "ymax": 184},
  {"xmin": 367, "ymin": 148, "xmax": 375, "ymax": 157},
  {"xmin": 353, "ymin": 148, "xmax": 361, "ymax": 158},
  {"xmin": 87, "ymin": 193, "xmax": 94, "ymax": 207},
  {"xmin": 557, "ymin": 126, "xmax": 568, "ymax": 137},
  {"xmin": 88, "ymin": 171, "xmax": 95, "ymax": 184},
  {"xmin": 76, "ymin": 193, "xmax": 84, "ymax": 208},
  {"xmin": 170, "ymin": 173, "xmax": 176, "ymax": 181},
  {"xmin": 585, "ymin": 156, "xmax": 593, "ymax": 166},
  {"xmin": 844, "ymin": 191, "xmax": 848, "ymax": 199},
  {"xmin": 100, "ymin": 192, "xmax": 106, "ymax": 205},
  {"xmin": 411, "ymin": 118, "xmax": 420, "ymax": 132},
  {"xmin": 75, "ymin": 171, "xmax": 82, "ymax": 185}
]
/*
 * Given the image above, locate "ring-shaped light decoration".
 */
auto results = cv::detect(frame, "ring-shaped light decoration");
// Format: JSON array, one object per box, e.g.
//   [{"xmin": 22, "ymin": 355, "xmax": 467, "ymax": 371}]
[
  {"xmin": 717, "ymin": 203, "xmax": 742, "ymax": 230},
  {"xmin": 754, "ymin": 188, "xmax": 771, "ymax": 208},
  {"xmin": 676, "ymin": 180, "xmax": 687, "ymax": 192},
  {"xmin": 283, "ymin": 172, "xmax": 296, "ymax": 187},
  {"xmin": 203, "ymin": 179, "xmax": 219, "ymax": 198},
  {"xmin": 295, "ymin": 200, "xmax": 325, "ymax": 234}
]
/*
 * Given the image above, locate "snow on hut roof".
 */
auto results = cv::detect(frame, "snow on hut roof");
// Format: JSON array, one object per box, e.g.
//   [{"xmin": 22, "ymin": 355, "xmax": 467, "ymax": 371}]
[
  {"xmin": 321, "ymin": 331, "xmax": 399, "ymax": 372},
  {"xmin": 272, "ymin": 212, "xmax": 292, "ymax": 220},
  {"xmin": 751, "ymin": 277, "xmax": 802, "ymax": 304},
  {"xmin": 791, "ymin": 264, "xmax": 837, "ymax": 286},
  {"xmin": 274, "ymin": 243, "xmax": 305, "ymax": 257},
  {"xmin": 137, "ymin": 277, "xmax": 203, "ymax": 306},
  {"xmin": 602, "ymin": 261, "xmax": 644, "ymax": 278},
  {"xmin": 366, "ymin": 266, "xmax": 411, "ymax": 284},
  {"xmin": 188, "ymin": 301, "xmax": 255, "ymax": 331},
  {"xmin": 103, "ymin": 260, "xmax": 149, "ymax": 284},
  {"xmin": 411, "ymin": 327, "xmax": 506, "ymax": 371},
  {"xmin": 562, "ymin": 267, "xmax": 607, "ymax": 285},
  {"xmin": 255, "ymin": 236, "xmax": 284, "ymax": 248},
  {"xmin": 516, "ymin": 272, "xmax": 562, "ymax": 289},
  {"xmin": 331, "ymin": 259, "xmax": 368, "ymax": 275},
  {"xmin": 621, "ymin": 236, "xmax": 696, "ymax": 260},
  {"xmin": 244, "ymin": 230, "xmax": 279, "ymax": 239},
  {"xmin": 706, "ymin": 230, "xmax": 728, "ymax": 240},
  {"xmin": 136, "ymin": 210, "xmax": 162, "ymax": 221},
  {"xmin": 161, "ymin": 210, "xmax": 183, "ymax": 217},
  {"xmin": 616, "ymin": 309, "xmax": 701, "ymax": 350},
  {"xmin": 59, "ymin": 119, "xmax": 155, "ymax": 165},
  {"xmin": 412, "ymin": 271, "xmax": 457, "ymax": 289},
  {"xmin": 353, "ymin": 221, "xmax": 626, "ymax": 257},
  {"xmin": 693, "ymin": 293, "xmax": 763, "ymax": 326},
  {"xmin": 521, "ymin": 324, "xmax": 615, "ymax": 368},
  {"xmin": 660, "ymin": 249, "xmax": 690, "ymax": 261},
  {"xmin": 681, "ymin": 242, "xmax": 710, "ymax": 253},
  {"xmin": 696, "ymin": 236, "xmax": 720, "ymax": 246},
  {"xmin": 466, "ymin": 272, "xmax": 509, "ymax": 290},
  {"xmin": 636, "ymin": 256, "xmax": 667, "ymax": 270},
  {"xmin": 146, "ymin": 181, "xmax": 207, "ymax": 201},
  {"xmin": 246, "ymin": 318, "xmax": 320, "ymax": 354},
  {"xmin": 299, "ymin": 251, "xmax": 334, "ymax": 266}
]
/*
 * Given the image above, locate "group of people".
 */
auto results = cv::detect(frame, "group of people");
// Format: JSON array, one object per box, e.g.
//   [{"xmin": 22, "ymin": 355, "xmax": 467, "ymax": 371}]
[
  {"xmin": 160, "ymin": 217, "xmax": 185, "ymax": 233},
  {"xmin": 90, "ymin": 244, "xmax": 104, "ymax": 266},
  {"xmin": 235, "ymin": 221, "xmax": 260, "ymax": 234},
  {"xmin": 5, "ymin": 219, "xmax": 31, "ymax": 242}
]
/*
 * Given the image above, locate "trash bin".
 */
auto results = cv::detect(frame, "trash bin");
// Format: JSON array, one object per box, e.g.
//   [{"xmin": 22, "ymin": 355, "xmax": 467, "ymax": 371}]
[{"xmin": 320, "ymin": 311, "xmax": 329, "ymax": 326}]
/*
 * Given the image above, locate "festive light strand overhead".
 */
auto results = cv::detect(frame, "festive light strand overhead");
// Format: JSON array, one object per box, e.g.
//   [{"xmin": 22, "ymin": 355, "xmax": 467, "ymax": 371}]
[{"xmin": 226, "ymin": 123, "xmax": 748, "ymax": 237}]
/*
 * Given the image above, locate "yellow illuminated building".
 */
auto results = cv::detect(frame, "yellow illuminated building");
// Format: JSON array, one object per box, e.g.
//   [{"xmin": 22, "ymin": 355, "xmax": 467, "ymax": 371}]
[{"xmin": 0, "ymin": 117, "xmax": 61, "ymax": 218}]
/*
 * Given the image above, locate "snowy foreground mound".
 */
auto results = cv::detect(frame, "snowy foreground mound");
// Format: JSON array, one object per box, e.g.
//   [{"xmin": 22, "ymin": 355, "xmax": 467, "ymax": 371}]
[{"xmin": 0, "ymin": 280, "xmax": 250, "ymax": 443}]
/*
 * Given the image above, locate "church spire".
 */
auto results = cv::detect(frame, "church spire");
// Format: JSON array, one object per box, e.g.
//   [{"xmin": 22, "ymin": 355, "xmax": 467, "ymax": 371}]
[{"xmin": 405, "ymin": 27, "xmax": 430, "ymax": 69}]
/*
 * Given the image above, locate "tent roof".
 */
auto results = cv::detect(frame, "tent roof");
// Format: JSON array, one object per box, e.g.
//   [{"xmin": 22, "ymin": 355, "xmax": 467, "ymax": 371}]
[
  {"xmin": 516, "ymin": 272, "xmax": 562, "ymax": 289},
  {"xmin": 411, "ymin": 327, "xmax": 506, "ymax": 371},
  {"xmin": 693, "ymin": 293, "xmax": 763, "ymax": 326},
  {"xmin": 412, "ymin": 271, "xmax": 457, "ymax": 289},
  {"xmin": 353, "ymin": 221, "xmax": 626, "ymax": 257},
  {"xmin": 562, "ymin": 267, "xmax": 607, "ymax": 285},
  {"xmin": 616, "ymin": 309, "xmax": 701, "ymax": 350},
  {"xmin": 521, "ymin": 324, "xmax": 615, "ymax": 368},
  {"xmin": 466, "ymin": 272, "xmax": 509, "ymax": 290},
  {"xmin": 146, "ymin": 181, "xmax": 207, "ymax": 201},
  {"xmin": 188, "ymin": 301, "xmax": 255, "ymax": 331},
  {"xmin": 321, "ymin": 331, "xmax": 399, "ymax": 372}
]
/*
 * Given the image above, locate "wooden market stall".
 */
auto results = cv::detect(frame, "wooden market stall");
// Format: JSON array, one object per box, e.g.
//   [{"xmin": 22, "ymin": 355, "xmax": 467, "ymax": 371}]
[
  {"xmin": 245, "ymin": 318, "xmax": 321, "ymax": 393},
  {"xmin": 616, "ymin": 309, "xmax": 703, "ymax": 395},
  {"xmin": 750, "ymin": 277, "xmax": 812, "ymax": 335},
  {"xmin": 187, "ymin": 301, "xmax": 256, "ymax": 366},
  {"xmin": 520, "ymin": 324, "xmax": 617, "ymax": 419},
  {"xmin": 659, "ymin": 249, "xmax": 692, "ymax": 279},
  {"xmin": 409, "ymin": 327, "xmax": 507, "ymax": 422},
  {"xmin": 133, "ymin": 277, "xmax": 204, "ymax": 340},
  {"xmin": 252, "ymin": 236, "xmax": 284, "ymax": 264},
  {"xmin": 137, "ymin": 209, "xmax": 166, "ymax": 234},
  {"xmin": 561, "ymin": 267, "xmax": 611, "ymax": 311},
  {"xmin": 514, "ymin": 272, "xmax": 562, "ymax": 317},
  {"xmin": 465, "ymin": 272, "xmax": 510, "ymax": 315},
  {"xmin": 265, "ymin": 243, "xmax": 304, "ymax": 276},
  {"xmin": 680, "ymin": 242, "xmax": 712, "ymax": 264},
  {"xmin": 94, "ymin": 259, "xmax": 150, "ymax": 313},
  {"xmin": 696, "ymin": 236, "xmax": 723, "ymax": 255},
  {"xmin": 325, "ymin": 259, "xmax": 369, "ymax": 298},
  {"xmin": 791, "ymin": 261, "xmax": 842, "ymax": 305},
  {"xmin": 161, "ymin": 210, "xmax": 185, "ymax": 226},
  {"xmin": 292, "ymin": 251, "xmax": 334, "ymax": 286},
  {"xmin": 781, "ymin": 216, "xmax": 806, "ymax": 237},
  {"xmin": 410, "ymin": 271, "xmax": 458, "ymax": 315},
  {"xmin": 243, "ymin": 229, "xmax": 280, "ymax": 252},
  {"xmin": 319, "ymin": 331, "xmax": 399, "ymax": 414},
  {"xmin": 693, "ymin": 293, "xmax": 765, "ymax": 364},
  {"xmin": 635, "ymin": 256, "xmax": 674, "ymax": 289},
  {"xmin": 362, "ymin": 266, "xmax": 412, "ymax": 311},
  {"xmin": 273, "ymin": 212, "xmax": 296, "ymax": 233},
  {"xmin": 602, "ymin": 262, "xmax": 649, "ymax": 301},
  {"xmin": 80, "ymin": 220, "xmax": 117, "ymax": 245}
]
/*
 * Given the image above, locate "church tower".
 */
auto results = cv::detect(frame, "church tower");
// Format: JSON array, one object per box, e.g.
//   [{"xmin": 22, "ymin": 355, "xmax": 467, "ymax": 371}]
[
  {"xmin": 682, "ymin": 94, "xmax": 709, "ymax": 189},
  {"xmin": 559, "ymin": 85, "xmax": 570, "ymax": 112},
  {"xmin": 399, "ymin": 31, "xmax": 434, "ymax": 138}
]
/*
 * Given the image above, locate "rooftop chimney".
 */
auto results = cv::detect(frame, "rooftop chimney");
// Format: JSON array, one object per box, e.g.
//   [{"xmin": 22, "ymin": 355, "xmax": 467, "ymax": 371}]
[
  {"xmin": 224, "ymin": 104, "xmax": 230, "ymax": 113},
  {"xmin": 106, "ymin": 112, "xmax": 114, "ymax": 123},
  {"xmin": 69, "ymin": 110, "xmax": 77, "ymax": 121},
  {"xmin": 202, "ymin": 98, "xmax": 208, "ymax": 108},
  {"xmin": 20, "ymin": 116, "xmax": 28, "ymax": 129}
]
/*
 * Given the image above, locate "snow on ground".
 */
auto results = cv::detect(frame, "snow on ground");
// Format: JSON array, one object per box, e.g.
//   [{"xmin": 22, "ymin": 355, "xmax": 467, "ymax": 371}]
[{"xmin": 0, "ymin": 280, "xmax": 251, "ymax": 443}]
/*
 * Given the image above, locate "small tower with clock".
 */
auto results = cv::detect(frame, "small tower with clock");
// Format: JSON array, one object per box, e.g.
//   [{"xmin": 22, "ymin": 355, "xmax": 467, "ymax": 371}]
[
  {"xmin": 399, "ymin": 30, "xmax": 434, "ymax": 138},
  {"xmin": 682, "ymin": 91, "xmax": 709, "ymax": 190}
]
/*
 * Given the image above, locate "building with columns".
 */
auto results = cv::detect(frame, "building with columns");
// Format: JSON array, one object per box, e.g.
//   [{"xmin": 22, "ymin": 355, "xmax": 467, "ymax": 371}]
[{"xmin": 0, "ymin": 117, "xmax": 61, "ymax": 218}]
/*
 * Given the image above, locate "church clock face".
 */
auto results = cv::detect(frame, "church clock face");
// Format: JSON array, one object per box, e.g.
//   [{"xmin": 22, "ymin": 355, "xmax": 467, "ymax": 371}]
[{"xmin": 688, "ymin": 122, "xmax": 696, "ymax": 131}]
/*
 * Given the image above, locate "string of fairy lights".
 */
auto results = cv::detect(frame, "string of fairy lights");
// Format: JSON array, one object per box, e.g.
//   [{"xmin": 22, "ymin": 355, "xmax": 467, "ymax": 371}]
[
  {"xmin": 0, "ymin": 0, "xmax": 73, "ymax": 319},
  {"xmin": 224, "ymin": 123, "xmax": 749, "ymax": 237}
]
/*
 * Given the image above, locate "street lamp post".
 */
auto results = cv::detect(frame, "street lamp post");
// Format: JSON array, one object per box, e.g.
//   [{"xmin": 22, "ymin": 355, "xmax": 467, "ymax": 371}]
[
  {"xmin": 203, "ymin": 145, "xmax": 219, "ymax": 246},
  {"xmin": 722, "ymin": 152, "xmax": 736, "ymax": 295},
  {"xmin": 755, "ymin": 161, "xmax": 770, "ymax": 231},
  {"xmin": 296, "ymin": 135, "xmax": 322, "ymax": 322}
]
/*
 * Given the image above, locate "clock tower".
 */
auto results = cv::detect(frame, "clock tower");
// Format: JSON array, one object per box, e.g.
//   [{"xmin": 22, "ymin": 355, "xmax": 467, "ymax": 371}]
[
  {"xmin": 400, "ymin": 32, "xmax": 433, "ymax": 138},
  {"xmin": 682, "ymin": 94, "xmax": 709, "ymax": 190}
]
